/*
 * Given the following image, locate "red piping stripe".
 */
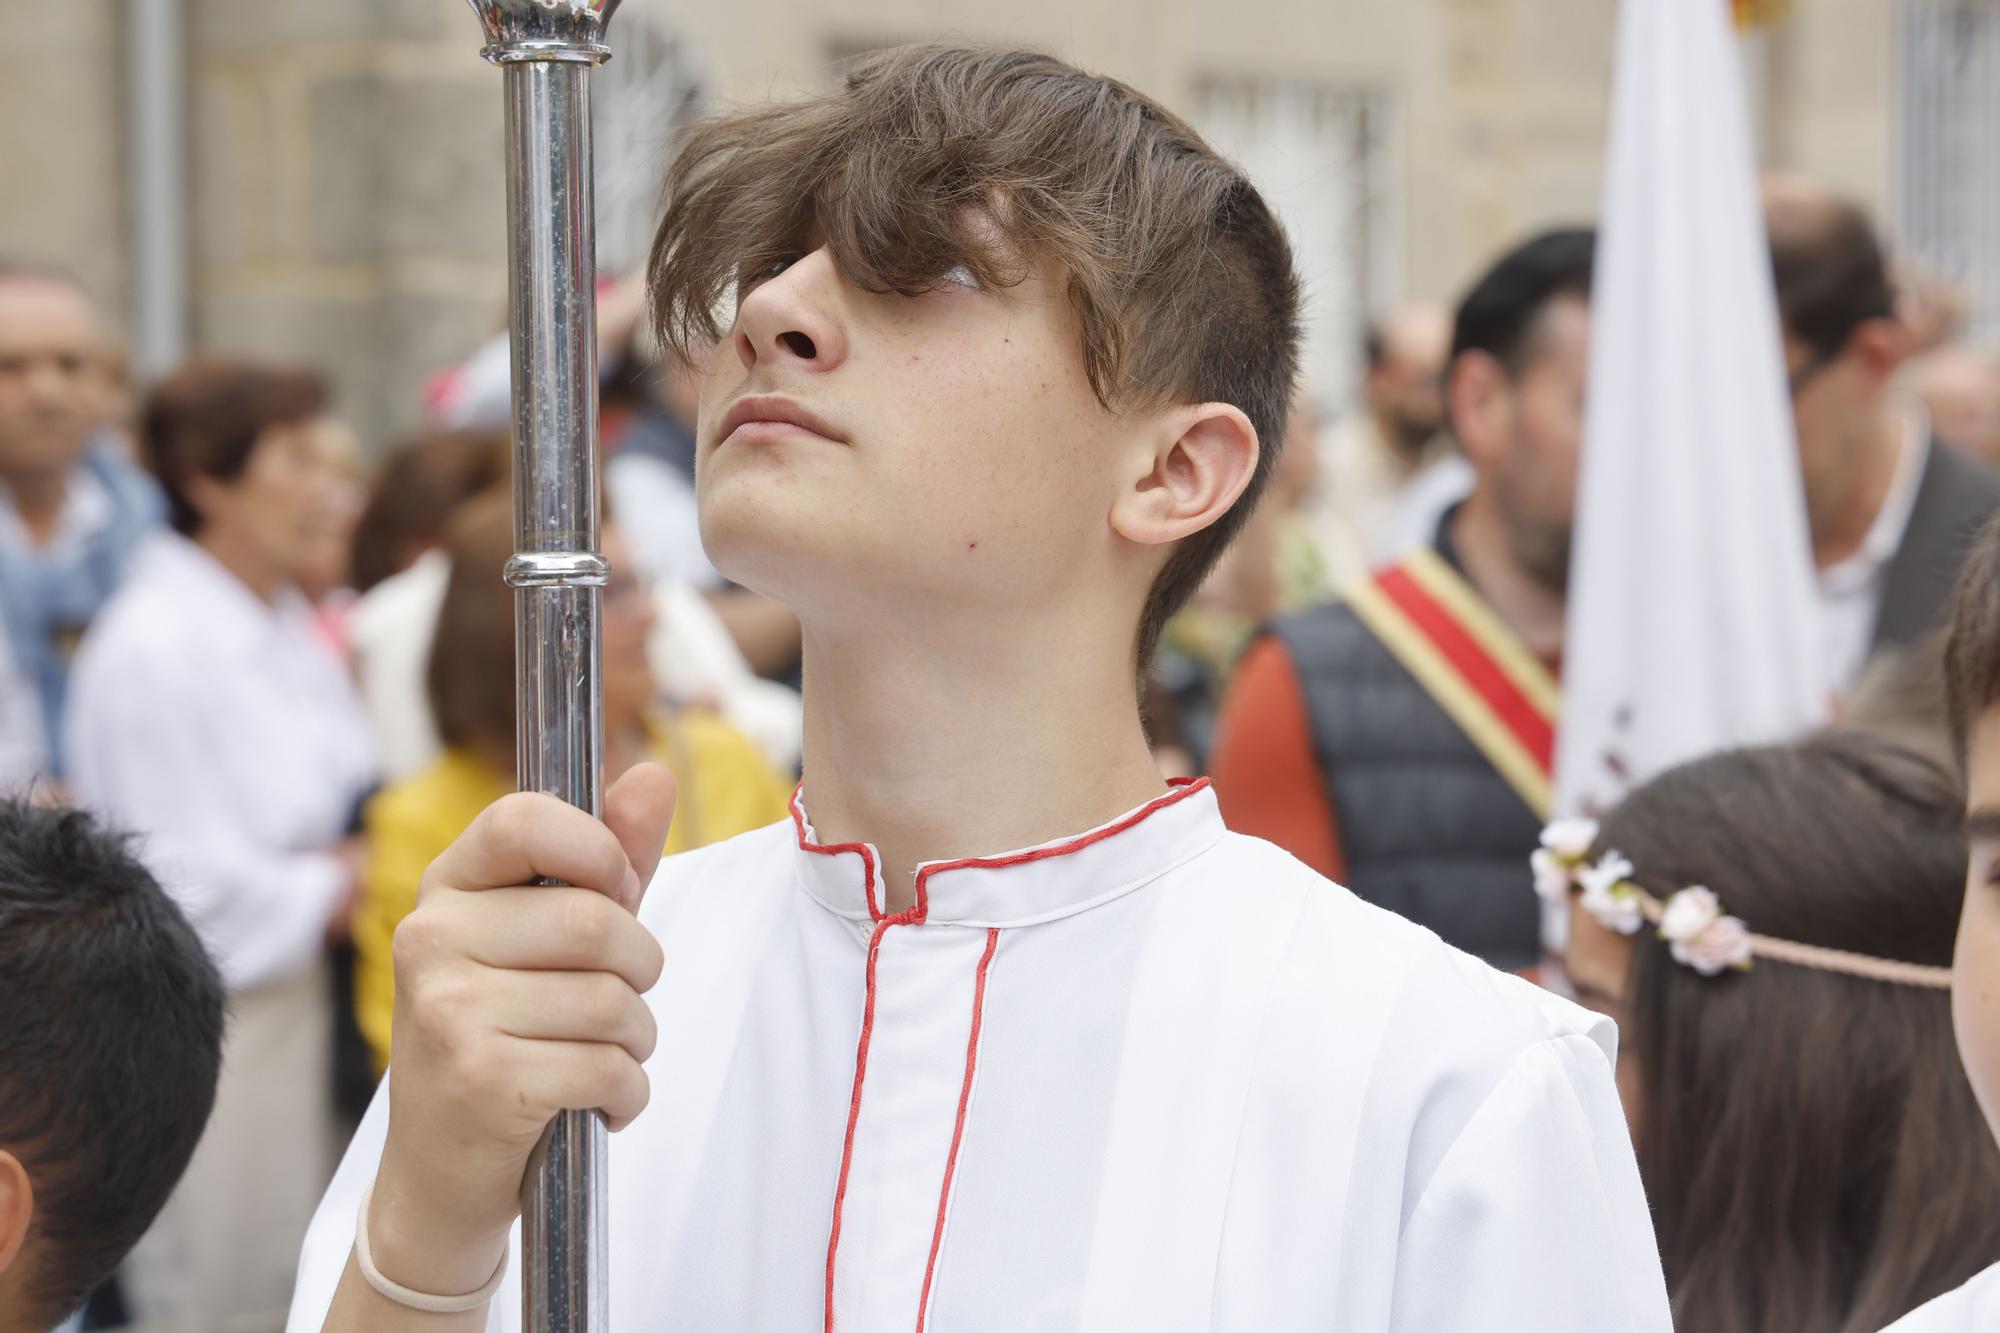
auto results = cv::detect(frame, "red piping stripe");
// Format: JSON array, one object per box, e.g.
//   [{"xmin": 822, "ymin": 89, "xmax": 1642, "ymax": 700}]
[
  {"xmin": 791, "ymin": 786, "xmax": 884, "ymax": 920},
  {"xmin": 1373, "ymin": 570, "xmax": 1556, "ymax": 772},
  {"xmin": 821, "ymin": 779, "xmax": 1208, "ymax": 1331},
  {"xmin": 913, "ymin": 928, "xmax": 1000, "ymax": 1333},
  {"xmin": 823, "ymin": 916, "xmax": 891, "ymax": 1333},
  {"xmin": 906, "ymin": 777, "xmax": 1214, "ymax": 913}
]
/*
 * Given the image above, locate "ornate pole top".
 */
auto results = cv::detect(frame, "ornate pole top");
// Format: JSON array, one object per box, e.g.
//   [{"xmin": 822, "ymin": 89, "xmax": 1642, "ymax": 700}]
[{"xmin": 465, "ymin": 0, "xmax": 623, "ymax": 65}]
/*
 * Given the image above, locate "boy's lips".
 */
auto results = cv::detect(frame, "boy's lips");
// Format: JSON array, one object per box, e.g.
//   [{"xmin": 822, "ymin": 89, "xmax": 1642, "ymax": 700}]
[{"xmin": 715, "ymin": 394, "xmax": 848, "ymax": 446}]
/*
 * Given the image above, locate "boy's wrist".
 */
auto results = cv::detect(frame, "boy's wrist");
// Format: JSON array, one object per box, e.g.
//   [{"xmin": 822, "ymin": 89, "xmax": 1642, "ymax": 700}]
[{"xmin": 365, "ymin": 1157, "xmax": 513, "ymax": 1300}]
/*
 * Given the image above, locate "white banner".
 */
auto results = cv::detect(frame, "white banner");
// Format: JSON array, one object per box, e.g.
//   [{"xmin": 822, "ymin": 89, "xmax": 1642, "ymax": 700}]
[{"xmin": 1555, "ymin": 0, "xmax": 1828, "ymax": 830}]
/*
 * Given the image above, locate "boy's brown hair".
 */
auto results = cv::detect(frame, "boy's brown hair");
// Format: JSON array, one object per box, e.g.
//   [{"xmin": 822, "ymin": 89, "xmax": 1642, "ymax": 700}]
[
  {"xmin": 1944, "ymin": 513, "xmax": 2000, "ymax": 768},
  {"xmin": 647, "ymin": 44, "xmax": 1302, "ymax": 666}
]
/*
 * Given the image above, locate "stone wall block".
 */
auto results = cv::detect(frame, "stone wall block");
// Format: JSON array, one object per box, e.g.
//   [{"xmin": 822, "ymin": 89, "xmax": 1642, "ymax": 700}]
[
  {"xmin": 377, "ymin": 79, "xmax": 509, "ymax": 263},
  {"xmin": 194, "ymin": 0, "xmax": 452, "ymax": 52}
]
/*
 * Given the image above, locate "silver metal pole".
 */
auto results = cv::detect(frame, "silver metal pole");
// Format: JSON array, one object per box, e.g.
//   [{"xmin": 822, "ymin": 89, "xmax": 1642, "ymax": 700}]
[{"xmin": 463, "ymin": 4, "xmax": 623, "ymax": 1330}]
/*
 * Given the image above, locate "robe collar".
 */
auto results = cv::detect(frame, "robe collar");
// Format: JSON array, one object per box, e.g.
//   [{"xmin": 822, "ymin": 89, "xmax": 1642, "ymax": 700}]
[{"xmin": 790, "ymin": 778, "xmax": 1225, "ymax": 928}]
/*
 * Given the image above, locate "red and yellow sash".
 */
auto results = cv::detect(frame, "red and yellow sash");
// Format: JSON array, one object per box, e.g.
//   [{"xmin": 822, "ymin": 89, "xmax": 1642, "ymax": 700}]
[{"xmin": 1344, "ymin": 549, "xmax": 1560, "ymax": 819}]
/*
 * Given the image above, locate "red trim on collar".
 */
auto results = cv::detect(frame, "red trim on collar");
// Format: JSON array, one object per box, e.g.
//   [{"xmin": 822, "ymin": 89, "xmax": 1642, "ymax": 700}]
[
  {"xmin": 903, "ymin": 777, "xmax": 1214, "ymax": 920},
  {"xmin": 791, "ymin": 786, "xmax": 884, "ymax": 920},
  {"xmin": 794, "ymin": 777, "xmax": 1210, "ymax": 926}
]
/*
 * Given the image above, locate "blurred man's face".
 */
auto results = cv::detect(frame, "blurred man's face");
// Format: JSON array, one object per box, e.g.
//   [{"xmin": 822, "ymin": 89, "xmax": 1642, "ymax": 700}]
[
  {"xmin": 1957, "ymin": 704, "xmax": 2000, "ymax": 1148},
  {"xmin": 1366, "ymin": 323, "xmax": 1449, "ymax": 458},
  {"xmin": 1785, "ymin": 317, "xmax": 1905, "ymax": 551},
  {"xmin": 1786, "ymin": 333, "xmax": 1865, "ymax": 531},
  {"xmin": 1457, "ymin": 296, "xmax": 1591, "ymax": 593},
  {"xmin": 0, "ymin": 278, "xmax": 104, "ymax": 484}
]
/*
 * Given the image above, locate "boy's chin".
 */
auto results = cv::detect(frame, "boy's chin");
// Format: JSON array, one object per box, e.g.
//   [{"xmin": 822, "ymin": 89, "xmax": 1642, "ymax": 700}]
[{"xmin": 700, "ymin": 511, "xmax": 841, "ymax": 599}]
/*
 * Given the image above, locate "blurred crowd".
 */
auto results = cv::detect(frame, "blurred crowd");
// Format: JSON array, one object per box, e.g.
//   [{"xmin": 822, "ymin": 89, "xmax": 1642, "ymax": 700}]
[{"xmin": 2, "ymin": 165, "xmax": 2000, "ymax": 1331}]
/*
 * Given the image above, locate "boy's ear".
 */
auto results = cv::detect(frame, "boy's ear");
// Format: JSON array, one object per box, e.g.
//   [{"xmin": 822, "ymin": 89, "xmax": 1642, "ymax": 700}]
[
  {"xmin": 0, "ymin": 1150, "xmax": 32, "ymax": 1278},
  {"xmin": 1108, "ymin": 403, "xmax": 1260, "ymax": 548}
]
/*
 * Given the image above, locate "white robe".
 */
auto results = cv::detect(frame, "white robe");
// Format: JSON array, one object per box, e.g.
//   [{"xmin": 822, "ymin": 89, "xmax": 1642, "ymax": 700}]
[
  {"xmin": 1882, "ymin": 1263, "xmax": 2000, "ymax": 1331},
  {"xmin": 289, "ymin": 780, "xmax": 1670, "ymax": 1331},
  {"xmin": 65, "ymin": 532, "xmax": 377, "ymax": 991}
]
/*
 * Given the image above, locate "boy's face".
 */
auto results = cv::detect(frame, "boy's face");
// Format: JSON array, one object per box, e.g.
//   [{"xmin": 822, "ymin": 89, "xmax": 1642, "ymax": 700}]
[
  {"xmin": 693, "ymin": 243, "xmax": 1145, "ymax": 632},
  {"xmin": 1959, "ymin": 703, "xmax": 2000, "ymax": 1144}
]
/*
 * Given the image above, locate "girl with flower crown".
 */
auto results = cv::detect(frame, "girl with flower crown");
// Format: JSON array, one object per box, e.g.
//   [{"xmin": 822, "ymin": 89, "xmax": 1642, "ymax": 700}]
[{"xmin": 1544, "ymin": 729, "xmax": 2000, "ymax": 1332}]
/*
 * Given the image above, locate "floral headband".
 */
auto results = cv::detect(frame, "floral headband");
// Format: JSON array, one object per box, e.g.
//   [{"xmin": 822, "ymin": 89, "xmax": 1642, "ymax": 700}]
[{"xmin": 1533, "ymin": 819, "xmax": 1953, "ymax": 989}]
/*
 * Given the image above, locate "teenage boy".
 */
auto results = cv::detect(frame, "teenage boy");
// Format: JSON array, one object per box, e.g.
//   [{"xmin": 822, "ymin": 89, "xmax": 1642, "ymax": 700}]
[
  {"xmin": 292, "ymin": 46, "xmax": 1670, "ymax": 1331},
  {"xmin": 0, "ymin": 800, "xmax": 224, "ymax": 1332},
  {"xmin": 1889, "ymin": 514, "xmax": 2000, "ymax": 1329}
]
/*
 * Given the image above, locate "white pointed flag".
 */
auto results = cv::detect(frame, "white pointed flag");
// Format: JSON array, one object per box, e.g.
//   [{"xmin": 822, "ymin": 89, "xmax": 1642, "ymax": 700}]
[{"xmin": 1555, "ymin": 0, "xmax": 1828, "ymax": 831}]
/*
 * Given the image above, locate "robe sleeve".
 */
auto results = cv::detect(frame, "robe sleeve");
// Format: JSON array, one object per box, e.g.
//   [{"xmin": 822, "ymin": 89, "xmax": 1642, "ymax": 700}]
[{"xmin": 1388, "ymin": 1033, "xmax": 1672, "ymax": 1333}]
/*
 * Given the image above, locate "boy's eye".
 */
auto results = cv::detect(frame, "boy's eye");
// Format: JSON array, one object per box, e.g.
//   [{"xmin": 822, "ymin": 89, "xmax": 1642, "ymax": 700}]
[
  {"xmin": 742, "ymin": 255, "xmax": 800, "ymax": 290},
  {"xmin": 938, "ymin": 261, "xmax": 982, "ymax": 291}
]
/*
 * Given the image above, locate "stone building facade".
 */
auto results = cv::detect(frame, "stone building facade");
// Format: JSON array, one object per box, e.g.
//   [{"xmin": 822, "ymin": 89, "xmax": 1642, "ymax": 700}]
[{"xmin": 0, "ymin": 0, "xmax": 1985, "ymax": 450}]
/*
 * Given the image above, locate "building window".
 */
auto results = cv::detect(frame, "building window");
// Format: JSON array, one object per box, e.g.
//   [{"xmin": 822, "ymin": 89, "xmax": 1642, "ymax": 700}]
[
  {"xmin": 1896, "ymin": 0, "xmax": 2000, "ymax": 347},
  {"xmin": 1194, "ymin": 78, "xmax": 1398, "ymax": 412}
]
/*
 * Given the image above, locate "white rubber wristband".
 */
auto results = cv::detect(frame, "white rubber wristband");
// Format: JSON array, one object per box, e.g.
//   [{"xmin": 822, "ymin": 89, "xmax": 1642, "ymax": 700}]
[{"xmin": 355, "ymin": 1182, "xmax": 509, "ymax": 1315}]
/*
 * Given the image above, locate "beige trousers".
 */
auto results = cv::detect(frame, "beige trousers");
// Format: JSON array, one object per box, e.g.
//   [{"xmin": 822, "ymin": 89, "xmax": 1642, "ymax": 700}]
[{"xmin": 123, "ymin": 961, "xmax": 336, "ymax": 1333}]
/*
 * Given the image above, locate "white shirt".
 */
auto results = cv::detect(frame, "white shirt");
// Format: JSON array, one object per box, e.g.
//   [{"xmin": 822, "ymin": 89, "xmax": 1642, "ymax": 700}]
[
  {"xmin": 1375, "ymin": 452, "xmax": 1475, "ymax": 570},
  {"xmin": 0, "ymin": 457, "xmax": 113, "ymax": 558},
  {"xmin": 347, "ymin": 551, "xmax": 451, "ymax": 783},
  {"xmin": 290, "ymin": 780, "xmax": 1668, "ymax": 1331},
  {"xmin": 65, "ymin": 533, "xmax": 377, "ymax": 991},
  {"xmin": 1881, "ymin": 1263, "xmax": 2000, "ymax": 1331},
  {"xmin": 1818, "ymin": 419, "xmax": 1928, "ymax": 693}
]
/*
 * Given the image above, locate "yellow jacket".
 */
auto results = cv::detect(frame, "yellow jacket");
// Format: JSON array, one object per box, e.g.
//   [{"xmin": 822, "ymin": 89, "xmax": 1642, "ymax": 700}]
[{"xmin": 353, "ymin": 710, "xmax": 793, "ymax": 1072}]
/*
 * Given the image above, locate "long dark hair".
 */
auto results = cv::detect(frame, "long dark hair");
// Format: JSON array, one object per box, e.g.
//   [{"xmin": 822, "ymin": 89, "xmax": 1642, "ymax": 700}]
[{"xmin": 1597, "ymin": 729, "xmax": 2000, "ymax": 1332}]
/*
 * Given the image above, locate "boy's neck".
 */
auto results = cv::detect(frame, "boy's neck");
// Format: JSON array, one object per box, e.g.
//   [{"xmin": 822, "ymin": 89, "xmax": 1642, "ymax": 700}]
[{"xmin": 796, "ymin": 618, "xmax": 1170, "ymax": 914}]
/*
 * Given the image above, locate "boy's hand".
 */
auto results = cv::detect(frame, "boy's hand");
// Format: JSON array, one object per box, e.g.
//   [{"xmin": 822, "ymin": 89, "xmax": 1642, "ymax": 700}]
[{"xmin": 363, "ymin": 764, "xmax": 677, "ymax": 1297}]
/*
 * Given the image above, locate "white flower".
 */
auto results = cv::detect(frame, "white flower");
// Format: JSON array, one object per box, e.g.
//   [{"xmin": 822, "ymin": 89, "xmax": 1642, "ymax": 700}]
[
  {"xmin": 1578, "ymin": 851, "xmax": 1635, "ymax": 899},
  {"xmin": 1574, "ymin": 850, "xmax": 1644, "ymax": 934},
  {"xmin": 1539, "ymin": 818, "xmax": 1600, "ymax": 862},
  {"xmin": 1584, "ymin": 889, "xmax": 1646, "ymax": 936},
  {"xmin": 1531, "ymin": 849, "xmax": 1575, "ymax": 903},
  {"xmin": 1658, "ymin": 886, "xmax": 1723, "ymax": 944},
  {"xmin": 1670, "ymin": 913, "xmax": 1754, "ymax": 976}
]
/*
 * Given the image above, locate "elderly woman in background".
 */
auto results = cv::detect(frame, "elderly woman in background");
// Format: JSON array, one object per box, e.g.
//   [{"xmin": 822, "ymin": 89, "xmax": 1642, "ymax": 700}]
[
  {"xmin": 63, "ymin": 360, "xmax": 378, "ymax": 1331},
  {"xmin": 351, "ymin": 490, "xmax": 791, "ymax": 1072}
]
